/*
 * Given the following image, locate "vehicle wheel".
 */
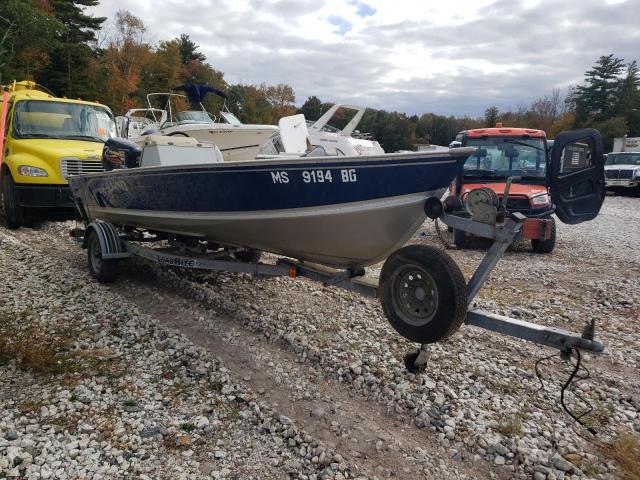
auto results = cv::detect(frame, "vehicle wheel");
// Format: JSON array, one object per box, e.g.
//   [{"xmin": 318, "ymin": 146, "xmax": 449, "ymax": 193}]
[
  {"xmin": 87, "ymin": 230, "xmax": 119, "ymax": 283},
  {"xmin": 234, "ymin": 248, "xmax": 262, "ymax": 263},
  {"xmin": 1, "ymin": 171, "xmax": 23, "ymax": 229},
  {"xmin": 531, "ymin": 219, "xmax": 556, "ymax": 254},
  {"xmin": 453, "ymin": 229, "xmax": 469, "ymax": 248},
  {"xmin": 379, "ymin": 245, "xmax": 467, "ymax": 344}
]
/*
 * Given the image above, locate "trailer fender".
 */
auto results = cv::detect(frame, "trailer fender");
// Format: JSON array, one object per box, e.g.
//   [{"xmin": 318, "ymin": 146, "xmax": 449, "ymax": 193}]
[{"xmin": 82, "ymin": 222, "xmax": 128, "ymax": 258}]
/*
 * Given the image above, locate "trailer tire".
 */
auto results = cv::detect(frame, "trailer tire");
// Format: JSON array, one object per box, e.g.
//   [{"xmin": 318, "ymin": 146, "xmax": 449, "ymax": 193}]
[
  {"xmin": 234, "ymin": 248, "xmax": 262, "ymax": 263},
  {"xmin": 2, "ymin": 171, "xmax": 24, "ymax": 229},
  {"xmin": 380, "ymin": 245, "xmax": 467, "ymax": 344},
  {"xmin": 531, "ymin": 219, "xmax": 556, "ymax": 254},
  {"xmin": 87, "ymin": 229, "xmax": 119, "ymax": 283}
]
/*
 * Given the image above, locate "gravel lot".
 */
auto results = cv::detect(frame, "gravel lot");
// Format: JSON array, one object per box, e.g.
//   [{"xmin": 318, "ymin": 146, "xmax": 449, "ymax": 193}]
[{"xmin": 1, "ymin": 194, "xmax": 638, "ymax": 479}]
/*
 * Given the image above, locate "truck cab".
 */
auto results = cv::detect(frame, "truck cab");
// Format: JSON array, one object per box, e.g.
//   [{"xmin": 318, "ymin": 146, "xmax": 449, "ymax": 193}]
[
  {"xmin": 451, "ymin": 125, "xmax": 557, "ymax": 253},
  {"xmin": 604, "ymin": 152, "xmax": 640, "ymax": 192},
  {"xmin": 1, "ymin": 81, "xmax": 116, "ymax": 228}
]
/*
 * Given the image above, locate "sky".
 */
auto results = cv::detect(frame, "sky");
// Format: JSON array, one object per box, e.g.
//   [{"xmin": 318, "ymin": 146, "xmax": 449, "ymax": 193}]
[{"xmin": 89, "ymin": 0, "xmax": 640, "ymax": 117}]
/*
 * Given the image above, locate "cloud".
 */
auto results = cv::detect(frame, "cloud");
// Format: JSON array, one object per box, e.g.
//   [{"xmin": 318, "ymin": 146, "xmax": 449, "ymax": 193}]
[{"xmin": 88, "ymin": 0, "xmax": 640, "ymax": 117}]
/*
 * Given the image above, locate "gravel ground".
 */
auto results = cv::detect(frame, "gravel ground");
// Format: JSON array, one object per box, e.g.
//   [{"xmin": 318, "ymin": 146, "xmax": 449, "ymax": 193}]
[{"xmin": 0, "ymin": 194, "xmax": 638, "ymax": 479}]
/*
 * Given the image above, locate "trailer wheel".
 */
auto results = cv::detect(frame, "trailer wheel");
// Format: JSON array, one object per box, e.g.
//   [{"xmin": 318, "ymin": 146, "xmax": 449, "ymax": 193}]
[
  {"xmin": 380, "ymin": 245, "xmax": 467, "ymax": 344},
  {"xmin": 87, "ymin": 230, "xmax": 119, "ymax": 283},
  {"xmin": 531, "ymin": 219, "xmax": 556, "ymax": 254},
  {"xmin": 1, "ymin": 171, "xmax": 24, "ymax": 229},
  {"xmin": 234, "ymin": 248, "xmax": 262, "ymax": 263}
]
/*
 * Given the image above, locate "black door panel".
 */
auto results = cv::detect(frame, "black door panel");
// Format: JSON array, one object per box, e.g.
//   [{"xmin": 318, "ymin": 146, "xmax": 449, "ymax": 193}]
[{"xmin": 548, "ymin": 129, "xmax": 605, "ymax": 225}]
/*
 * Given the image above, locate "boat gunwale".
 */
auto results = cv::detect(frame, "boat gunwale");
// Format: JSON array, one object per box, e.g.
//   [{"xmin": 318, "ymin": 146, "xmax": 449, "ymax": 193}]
[{"xmin": 71, "ymin": 147, "xmax": 475, "ymax": 179}]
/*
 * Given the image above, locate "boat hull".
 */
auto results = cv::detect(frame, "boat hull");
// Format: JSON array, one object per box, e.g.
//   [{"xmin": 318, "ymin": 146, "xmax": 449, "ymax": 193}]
[{"xmin": 69, "ymin": 150, "xmax": 471, "ymax": 268}]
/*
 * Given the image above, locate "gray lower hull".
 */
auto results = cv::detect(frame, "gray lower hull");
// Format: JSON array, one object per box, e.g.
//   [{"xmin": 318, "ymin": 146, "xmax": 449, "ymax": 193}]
[{"xmin": 88, "ymin": 191, "xmax": 439, "ymax": 268}]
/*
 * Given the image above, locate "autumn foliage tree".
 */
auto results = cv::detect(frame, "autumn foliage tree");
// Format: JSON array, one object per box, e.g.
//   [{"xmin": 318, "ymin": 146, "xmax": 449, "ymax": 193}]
[{"xmin": 101, "ymin": 10, "xmax": 150, "ymax": 112}]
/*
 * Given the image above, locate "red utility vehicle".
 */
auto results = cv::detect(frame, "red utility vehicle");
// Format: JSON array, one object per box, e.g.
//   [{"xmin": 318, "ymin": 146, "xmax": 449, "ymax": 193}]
[{"xmin": 451, "ymin": 124, "xmax": 556, "ymax": 253}]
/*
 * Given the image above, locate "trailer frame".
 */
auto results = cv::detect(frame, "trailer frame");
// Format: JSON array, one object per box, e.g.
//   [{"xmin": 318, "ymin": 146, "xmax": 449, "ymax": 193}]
[{"xmin": 72, "ymin": 204, "xmax": 603, "ymax": 373}]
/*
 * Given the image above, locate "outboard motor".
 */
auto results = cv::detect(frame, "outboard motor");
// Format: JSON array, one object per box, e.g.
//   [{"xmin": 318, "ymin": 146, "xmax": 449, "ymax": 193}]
[{"xmin": 102, "ymin": 137, "xmax": 142, "ymax": 170}]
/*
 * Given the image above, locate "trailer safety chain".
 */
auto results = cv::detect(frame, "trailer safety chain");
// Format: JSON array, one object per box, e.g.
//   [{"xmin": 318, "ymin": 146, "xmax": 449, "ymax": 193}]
[
  {"xmin": 433, "ymin": 218, "xmax": 454, "ymax": 249},
  {"xmin": 534, "ymin": 348, "xmax": 597, "ymax": 435}
]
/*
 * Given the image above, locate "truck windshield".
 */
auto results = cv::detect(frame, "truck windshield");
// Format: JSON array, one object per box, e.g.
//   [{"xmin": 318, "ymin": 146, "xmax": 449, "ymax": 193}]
[
  {"xmin": 13, "ymin": 100, "xmax": 116, "ymax": 142},
  {"xmin": 606, "ymin": 153, "xmax": 640, "ymax": 165},
  {"xmin": 463, "ymin": 137, "xmax": 547, "ymax": 180}
]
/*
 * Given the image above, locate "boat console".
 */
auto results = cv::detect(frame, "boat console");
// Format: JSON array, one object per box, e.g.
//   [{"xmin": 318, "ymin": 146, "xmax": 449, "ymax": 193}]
[{"xmin": 102, "ymin": 135, "xmax": 223, "ymax": 170}]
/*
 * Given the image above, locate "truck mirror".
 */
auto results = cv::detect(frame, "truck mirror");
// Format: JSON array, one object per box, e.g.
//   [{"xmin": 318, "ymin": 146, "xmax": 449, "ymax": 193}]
[{"xmin": 115, "ymin": 116, "xmax": 130, "ymax": 138}]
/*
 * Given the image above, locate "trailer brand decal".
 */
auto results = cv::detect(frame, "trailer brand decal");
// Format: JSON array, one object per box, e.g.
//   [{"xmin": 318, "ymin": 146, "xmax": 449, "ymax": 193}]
[{"xmin": 156, "ymin": 255, "xmax": 195, "ymax": 267}]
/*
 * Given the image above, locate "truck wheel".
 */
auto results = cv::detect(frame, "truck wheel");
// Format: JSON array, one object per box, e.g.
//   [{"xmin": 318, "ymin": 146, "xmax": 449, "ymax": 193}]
[
  {"xmin": 1, "ymin": 171, "xmax": 23, "ymax": 229},
  {"xmin": 531, "ymin": 219, "xmax": 556, "ymax": 254},
  {"xmin": 453, "ymin": 229, "xmax": 469, "ymax": 248},
  {"xmin": 87, "ymin": 229, "xmax": 119, "ymax": 283},
  {"xmin": 379, "ymin": 245, "xmax": 467, "ymax": 344}
]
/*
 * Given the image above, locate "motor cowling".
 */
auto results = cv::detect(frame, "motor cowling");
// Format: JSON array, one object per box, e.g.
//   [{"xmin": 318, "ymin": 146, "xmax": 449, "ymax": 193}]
[{"xmin": 102, "ymin": 137, "xmax": 142, "ymax": 170}]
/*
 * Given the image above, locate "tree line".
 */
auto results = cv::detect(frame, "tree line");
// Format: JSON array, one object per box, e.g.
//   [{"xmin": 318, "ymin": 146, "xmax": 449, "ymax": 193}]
[{"xmin": 1, "ymin": 1, "xmax": 638, "ymax": 151}]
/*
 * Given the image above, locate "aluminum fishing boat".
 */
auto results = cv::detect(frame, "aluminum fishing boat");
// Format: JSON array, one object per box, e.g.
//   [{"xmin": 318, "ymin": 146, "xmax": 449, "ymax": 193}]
[{"xmin": 69, "ymin": 137, "xmax": 473, "ymax": 268}]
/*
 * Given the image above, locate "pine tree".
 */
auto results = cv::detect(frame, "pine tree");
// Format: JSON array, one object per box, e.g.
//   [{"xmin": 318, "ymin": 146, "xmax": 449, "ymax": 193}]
[
  {"xmin": 37, "ymin": 0, "xmax": 105, "ymax": 98},
  {"xmin": 177, "ymin": 34, "xmax": 206, "ymax": 65},
  {"xmin": 616, "ymin": 61, "xmax": 640, "ymax": 135},
  {"xmin": 0, "ymin": 0, "xmax": 64, "ymax": 83},
  {"xmin": 574, "ymin": 54, "xmax": 625, "ymax": 124}
]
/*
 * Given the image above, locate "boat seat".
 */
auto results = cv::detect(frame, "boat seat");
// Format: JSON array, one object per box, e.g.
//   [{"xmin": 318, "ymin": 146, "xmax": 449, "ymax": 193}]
[
  {"xmin": 139, "ymin": 135, "xmax": 223, "ymax": 167},
  {"xmin": 303, "ymin": 146, "xmax": 329, "ymax": 157}
]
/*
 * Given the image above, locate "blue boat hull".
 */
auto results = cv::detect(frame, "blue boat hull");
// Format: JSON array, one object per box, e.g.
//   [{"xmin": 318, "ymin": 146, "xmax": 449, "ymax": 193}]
[{"xmin": 70, "ymin": 150, "xmax": 470, "ymax": 267}]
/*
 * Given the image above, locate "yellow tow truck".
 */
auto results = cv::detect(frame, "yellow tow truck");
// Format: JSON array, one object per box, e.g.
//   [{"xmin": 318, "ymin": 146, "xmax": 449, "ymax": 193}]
[{"xmin": 1, "ymin": 81, "xmax": 115, "ymax": 228}]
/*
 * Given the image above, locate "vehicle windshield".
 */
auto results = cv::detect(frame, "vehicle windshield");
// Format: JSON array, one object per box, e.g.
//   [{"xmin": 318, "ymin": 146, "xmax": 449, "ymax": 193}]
[
  {"xmin": 606, "ymin": 153, "xmax": 640, "ymax": 165},
  {"xmin": 13, "ymin": 100, "xmax": 116, "ymax": 141},
  {"xmin": 463, "ymin": 137, "xmax": 547, "ymax": 180}
]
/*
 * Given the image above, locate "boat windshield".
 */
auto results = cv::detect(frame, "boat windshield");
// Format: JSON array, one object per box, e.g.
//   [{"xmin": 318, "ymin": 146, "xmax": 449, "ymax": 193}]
[
  {"xmin": 13, "ymin": 100, "xmax": 116, "ymax": 142},
  {"xmin": 220, "ymin": 111, "xmax": 242, "ymax": 126},
  {"xmin": 606, "ymin": 153, "xmax": 640, "ymax": 165},
  {"xmin": 463, "ymin": 136, "xmax": 547, "ymax": 180},
  {"xmin": 306, "ymin": 120, "xmax": 341, "ymax": 134},
  {"xmin": 174, "ymin": 110, "xmax": 214, "ymax": 124}
]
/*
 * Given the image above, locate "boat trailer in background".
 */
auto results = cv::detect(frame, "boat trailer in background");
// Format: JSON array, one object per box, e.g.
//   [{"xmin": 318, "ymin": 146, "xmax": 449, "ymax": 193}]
[{"xmin": 70, "ymin": 190, "xmax": 603, "ymax": 374}]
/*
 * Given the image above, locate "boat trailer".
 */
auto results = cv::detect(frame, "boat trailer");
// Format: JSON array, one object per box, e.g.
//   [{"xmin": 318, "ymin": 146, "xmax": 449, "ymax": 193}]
[{"xmin": 72, "ymin": 196, "xmax": 603, "ymax": 373}]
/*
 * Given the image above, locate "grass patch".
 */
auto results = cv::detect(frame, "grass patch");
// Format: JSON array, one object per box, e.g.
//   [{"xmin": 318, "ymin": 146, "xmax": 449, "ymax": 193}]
[
  {"xmin": 181, "ymin": 422, "xmax": 196, "ymax": 432},
  {"xmin": 210, "ymin": 381, "xmax": 223, "ymax": 392},
  {"xmin": 582, "ymin": 400, "xmax": 615, "ymax": 429},
  {"xmin": 0, "ymin": 312, "xmax": 125, "ymax": 382},
  {"xmin": 0, "ymin": 322, "xmax": 77, "ymax": 375},
  {"xmin": 496, "ymin": 418, "xmax": 523, "ymax": 437},
  {"xmin": 18, "ymin": 398, "xmax": 50, "ymax": 415},
  {"xmin": 602, "ymin": 433, "xmax": 640, "ymax": 480}
]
